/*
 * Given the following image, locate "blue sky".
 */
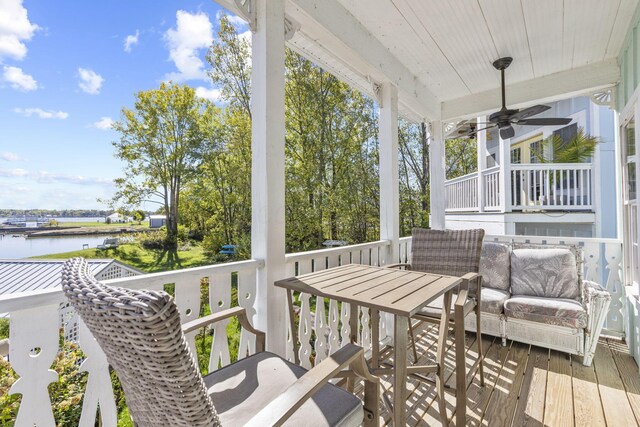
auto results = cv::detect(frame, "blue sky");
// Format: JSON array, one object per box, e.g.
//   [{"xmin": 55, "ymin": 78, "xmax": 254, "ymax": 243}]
[{"xmin": 0, "ymin": 0, "xmax": 246, "ymax": 210}]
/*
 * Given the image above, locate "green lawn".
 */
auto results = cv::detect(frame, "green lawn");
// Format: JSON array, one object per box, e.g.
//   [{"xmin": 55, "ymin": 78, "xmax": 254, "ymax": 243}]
[{"xmin": 33, "ymin": 242, "xmax": 211, "ymax": 272}]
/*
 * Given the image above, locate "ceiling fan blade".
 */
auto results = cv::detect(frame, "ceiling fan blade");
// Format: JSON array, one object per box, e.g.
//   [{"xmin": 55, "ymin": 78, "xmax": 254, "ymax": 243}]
[
  {"xmin": 500, "ymin": 125, "xmax": 515, "ymax": 139},
  {"xmin": 452, "ymin": 124, "xmax": 497, "ymax": 139},
  {"xmin": 516, "ymin": 118, "xmax": 572, "ymax": 126},
  {"xmin": 510, "ymin": 105, "xmax": 550, "ymax": 121}
]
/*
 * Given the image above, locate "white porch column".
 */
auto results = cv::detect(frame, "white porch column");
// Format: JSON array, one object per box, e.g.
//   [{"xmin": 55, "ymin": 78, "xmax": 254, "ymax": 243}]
[
  {"xmin": 499, "ymin": 134, "xmax": 512, "ymax": 213},
  {"xmin": 476, "ymin": 116, "xmax": 487, "ymax": 212},
  {"xmin": 379, "ymin": 82, "xmax": 399, "ymax": 264},
  {"xmin": 251, "ymin": 0, "xmax": 286, "ymax": 355},
  {"xmin": 429, "ymin": 120, "xmax": 446, "ymax": 229}
]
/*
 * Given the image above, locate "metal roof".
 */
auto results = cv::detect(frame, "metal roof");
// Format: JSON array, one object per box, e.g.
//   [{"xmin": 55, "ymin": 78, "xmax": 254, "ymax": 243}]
[{"xmin": 0, "ymin": 259, "xmax": 137, "ymax": 296}]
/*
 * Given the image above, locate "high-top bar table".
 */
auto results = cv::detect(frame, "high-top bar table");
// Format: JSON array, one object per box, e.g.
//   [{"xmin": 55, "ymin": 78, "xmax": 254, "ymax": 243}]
[{"xmin": 275, "ymin": 264, "xmax": 464, "ymax": 426}]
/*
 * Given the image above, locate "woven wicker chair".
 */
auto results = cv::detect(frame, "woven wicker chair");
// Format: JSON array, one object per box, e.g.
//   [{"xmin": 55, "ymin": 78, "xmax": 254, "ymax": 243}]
[
  {"xmin": 61, "ymin": 257, "xmax": 379, "ymax": 427},
  {"xmin": 391, "ymin": 228, "xmax": 485, "ymax": 389}
]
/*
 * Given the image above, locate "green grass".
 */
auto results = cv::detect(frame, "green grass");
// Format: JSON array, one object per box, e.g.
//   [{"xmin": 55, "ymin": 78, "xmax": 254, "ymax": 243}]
[{"xmin": 32, "ymin": 242, "xmax": 210, "ymax": 272}]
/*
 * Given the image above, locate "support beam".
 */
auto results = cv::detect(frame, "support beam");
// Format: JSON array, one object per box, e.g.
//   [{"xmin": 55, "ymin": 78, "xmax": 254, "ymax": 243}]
[
  {"xmin": 442, "ymin": 59, "xmax": 620, "ymax": 121},
  {"xmin": 476, "ymin": 116, "xmax": 487, "ymax": 212},
  {"xmin": 429, "ymin": 121, "xmax": 446, "ymax": 229},
  {"xmin": 251, "ymin": 0, "xmax": 287, "ymax": 356},
  {"xmin": 379, "ymin": 82, "xmax": 399, "ymax": 264},
  {"xmin": 499, "ymin": 135, "xmax": 512, "ymax": 213}
]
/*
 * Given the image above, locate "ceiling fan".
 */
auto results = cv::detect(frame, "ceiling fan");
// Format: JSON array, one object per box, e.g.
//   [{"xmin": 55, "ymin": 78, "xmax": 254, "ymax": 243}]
[{"xmin": 452, "ymin": 57, "xmax": 572, "ymax": 140}]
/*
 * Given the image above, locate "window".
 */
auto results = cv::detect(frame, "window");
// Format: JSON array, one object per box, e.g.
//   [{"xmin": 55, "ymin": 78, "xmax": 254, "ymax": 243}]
[
  {"xmin": 510, "ymin": 147, "xmax": 521, "ymax": 164},
  {"xmin": 553, "ymin": 123, "xmax": 578, "ymax": 145},
  {"xmin": 529, "ymin": 140, "xmax": 544, "ymax": 163}
]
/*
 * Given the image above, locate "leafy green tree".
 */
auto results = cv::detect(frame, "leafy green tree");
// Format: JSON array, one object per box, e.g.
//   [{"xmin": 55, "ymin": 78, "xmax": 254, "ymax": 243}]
[
  {"xmin": 132, "ymin": 210, "xmax": 146, "ymax": 224},
  {"xmin": 111, "ymin": 83, "xmax": 218, "ymax": 248}
]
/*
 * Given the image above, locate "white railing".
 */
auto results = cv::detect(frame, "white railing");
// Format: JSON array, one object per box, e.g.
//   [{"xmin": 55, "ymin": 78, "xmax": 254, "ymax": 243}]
[
  {"xmin": 400, "ymin": 234, "xmax": 624, "ymax": 335},
  {"xmin": 510, "ymin": 163, "xmax": 593, "ymax": 211},
  {"xmin": 284, "ymin": 240, "xmax": 392, "ymax": 368},
  {"xmin": 445, "ymin": 171, "xmax": 478, "ymax": 211},
  {"xmin": 482, "ymin": 166, "xmax": 501, "ymax": 210},
  {"xmin": 0, "ymin": 259, "xmax": 263, "ymax": 426},
  {"xmin": 444, "ymin": 163, "xmax": 593, "ymax": 213}
]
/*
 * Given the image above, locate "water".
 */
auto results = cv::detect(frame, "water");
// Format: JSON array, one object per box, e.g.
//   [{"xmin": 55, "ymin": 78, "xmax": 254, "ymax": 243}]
[
  {"xmin": 0, "ymin": 234, "xmax": 115, "ymax": 259},
  {"xmin": 0, "ymin": 216, "xmax": 105, "ymax": 224}
]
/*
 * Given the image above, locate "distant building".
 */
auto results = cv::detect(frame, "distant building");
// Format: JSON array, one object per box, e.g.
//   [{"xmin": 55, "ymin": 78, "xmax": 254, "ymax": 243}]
[
  {"xmin": 149, "ymin": 214, "xmax": 167, "ymax": 228},
  {"xmin": 106, "ymin": 212, "xmax": 131, "ymax": 223}
]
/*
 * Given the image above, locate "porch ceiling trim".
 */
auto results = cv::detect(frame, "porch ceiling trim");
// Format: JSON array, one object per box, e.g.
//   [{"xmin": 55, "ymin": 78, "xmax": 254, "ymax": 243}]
[
  {"xmin": 214, "ymin": 0, "xmax": 441, "ymax": 121},
  {"xmin": 441, "ymin": 58, "xmax": 620, "ymax": 122}
]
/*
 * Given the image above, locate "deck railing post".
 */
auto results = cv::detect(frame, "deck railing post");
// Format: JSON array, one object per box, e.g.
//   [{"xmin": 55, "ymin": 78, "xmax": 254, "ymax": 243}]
[
  {"xmin": 477, "ymin": 115, "xmax": 487, "ymax": 212},
  {"xmin": 379, "ymin": 82, "xmax": 399, "ymax": 265},
  {"xmin": 251, "ymin": 0, "xmax": 287, "ymax": 356},
  {"xmin": 430, "ymin": 120, "xmax": 446, "ymax": 229},
  {"xmin": 499, "ymin": 133, "xmax": 512, "ymax": 213}
]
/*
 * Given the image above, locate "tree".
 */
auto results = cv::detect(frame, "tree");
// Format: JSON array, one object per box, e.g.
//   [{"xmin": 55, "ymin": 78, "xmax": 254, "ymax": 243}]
[
  {"xmin": 133, "ymin": 210, "xmax": 146, "ymax": 224},
  {"xmin": 531, "ymin": 127, "xmax": 599, "ymax": 163},
  {"xmin": 111, "ymin": 82, "xmax": 216, "ymax": 248},
  {"xmin": 398, "ymin": 120, "xmax": 430, "ymax": 233}
]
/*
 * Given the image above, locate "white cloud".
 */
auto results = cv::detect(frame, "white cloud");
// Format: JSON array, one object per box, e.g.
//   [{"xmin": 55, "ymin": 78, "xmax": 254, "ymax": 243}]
[
  {"xmin": 3, "ymin": 65, "xmax": 36, "ymax": 90},
  {"xmin": 164, "ymin": 10, "xmax": 213, "ymax": 82},
  {"xmin": 195, "ymin": 86, "xmax": 221, "ymax": 102},
  {"xmin": 1, "ymin": 151, "xmax": 22, "ymax": 161},
  {"xmin": 216, "ymin": 11, "xmax": 247, "ymax": 28},
  {"xmin": 93, "ymin": 116, "xmax": 114, "ymax": 130},
  {"xmin": 123, "ymin": 30, "xmax": 139, "ymax": 53},
  {"xmin": 0, "ymin": 167, "xmax": 27, "ymax": 176},
  {"xmin": 0, "ymin": 167, "xmax": 113, "ymax": 186},
  {"xmin": 77, "ymin": 67, "xmax": 104, "ymax": 94},
  {"xmin": 14, "ymin": 107, "xmax": 68, "ymax": 119},
  {"xmin": 0, "ymin": 0, "xmax": 39, "ymax": 61}
]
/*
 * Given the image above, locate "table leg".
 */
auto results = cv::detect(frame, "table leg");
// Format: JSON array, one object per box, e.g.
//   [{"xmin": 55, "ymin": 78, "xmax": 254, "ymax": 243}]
[
  {"xmin": 371, "ymin": 308, "xmax": 380, "ymax": 369},
  {"xmin": 454, "ymin": 294, "xmax": 467, "ymax": 427},
  {"xmin": 436, "ymin": 290, "xmax": 452, "ymax": 426},
  {"xmin": 347, "ymin": 303, "xmax": 360, "ymax": 392},
  {"xmin": 394, "ymin": 315, "xmax": 408, "ymax": 427},
  {"xmin": 285, "ymin": 289, "xmax": 300, "ymax": 365}
]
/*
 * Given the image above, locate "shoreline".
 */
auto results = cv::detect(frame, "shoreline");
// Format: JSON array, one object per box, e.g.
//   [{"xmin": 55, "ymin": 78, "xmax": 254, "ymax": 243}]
[{"xmin": 1, "ymin": 226, "xmax": 146, "ymax": 238}]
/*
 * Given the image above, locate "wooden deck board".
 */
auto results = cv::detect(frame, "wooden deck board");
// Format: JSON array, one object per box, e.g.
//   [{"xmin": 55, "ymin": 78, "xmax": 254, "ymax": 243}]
[
  {"xmin": 481, "ymin": 341, "xmax": 530, "ymax": 427},
  {"xmin": 593, "ymin": 343, "xmax": 638, "ymax": 426},
  {"xmin": 543, "ymin": 351, "xmax": 573, "ymax": 427},
  {"xmin": 353, "ymin": 333, "xmax": 640, "ymax": 426},
  {"xmin": 608, "ymin": 339, "xmax": 640, "ymax": 424},
  {"xmin": 571, "ymin": 350, "xmax": 606, "ymax": 427}
]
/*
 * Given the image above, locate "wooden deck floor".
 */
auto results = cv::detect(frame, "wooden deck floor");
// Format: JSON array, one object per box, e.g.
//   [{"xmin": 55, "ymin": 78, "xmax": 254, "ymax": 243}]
[{"xmin": 355, "ymin": 321, "xmax": 640, "ymax": 426}]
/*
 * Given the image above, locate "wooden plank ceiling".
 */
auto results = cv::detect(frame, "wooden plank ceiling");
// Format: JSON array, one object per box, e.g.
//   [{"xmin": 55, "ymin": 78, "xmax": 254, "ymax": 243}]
[{"xmin": 336, "ymin": 0, "xmax": 637, "ymax": 104}]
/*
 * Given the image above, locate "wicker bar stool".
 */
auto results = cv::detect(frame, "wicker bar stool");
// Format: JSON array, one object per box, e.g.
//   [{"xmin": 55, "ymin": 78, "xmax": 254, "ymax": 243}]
[{"xmin": 61, "ymin": 257, "xmax": 379, "ymax": 426}]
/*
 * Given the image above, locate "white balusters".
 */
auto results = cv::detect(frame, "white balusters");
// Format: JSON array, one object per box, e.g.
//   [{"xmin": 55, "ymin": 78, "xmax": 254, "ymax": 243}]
[
  {"xmin": 313, "ymin": 257, "xmax": 329, "ymax": 364},
  {"xmin": 9, "ymin": 304, "xmax": 59, "ymax": 427},
  {"xmin": 237, "ymin": 269, "xmax": 257, "ymax": 359},
  {"xmin": 360, "ymin": 306, "xmax": 371, "ymax": 351},
  {"xmin": 208, "ymin": 274, "xmax": 231, "ymax": 370},
  {"xmin": 77, "ymin": 319, "xmax": 117, "ymax": 427},
  {"xmin": 340, "ymin": 301, "xmax": 352, "ymax": 348},
  {"xmin": 605, "ymin": 243, "xmax": 624, "ymax": 332},
  {"xmin": 174, "ymin": 277, "xmax": 202, "ymax": 364},
  {"xmin": 582, "ymin": 242, "xmax": 600, "ymax": 283},
  {"xmin": 328, "ymin": 299, "xmax": 341, "ymax": 353}
]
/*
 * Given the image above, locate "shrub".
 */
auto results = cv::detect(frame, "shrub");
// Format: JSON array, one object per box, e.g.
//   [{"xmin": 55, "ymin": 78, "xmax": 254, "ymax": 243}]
[{"xmin": 0, "ymin": 319, "xmax": 8, "ymax": 340}]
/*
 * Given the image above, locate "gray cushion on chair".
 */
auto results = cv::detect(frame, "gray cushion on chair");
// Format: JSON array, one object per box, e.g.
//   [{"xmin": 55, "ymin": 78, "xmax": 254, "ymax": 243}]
[
  {"xmin": 479, "ymin": 288, "xmax": 510, "ymax": 314},
  {"xmin": 205, "ymin": 352, "xmax": 363, "ymax": 427},
  {"xmin": 510, "ymin": 248, "xmax": 580, "ymax": 300},
  {"xmin": 418, "ymin": 288, "xmax": 509, "ymax": 317},
  {"xmin": 479, "ymin": 242, "xmax": 511, "ymax": 291},
  {"xmin": 504, "ymin": 295, "xmax": 587, "ymax": 329}
]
